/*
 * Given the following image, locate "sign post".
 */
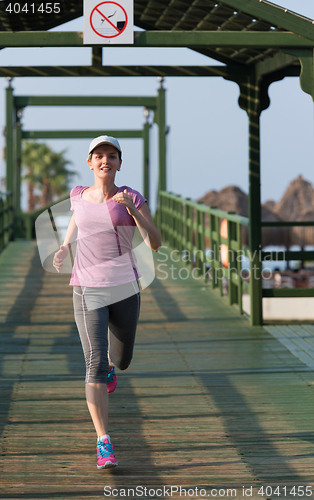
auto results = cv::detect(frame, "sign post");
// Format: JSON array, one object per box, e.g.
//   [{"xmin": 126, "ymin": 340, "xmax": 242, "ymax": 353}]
[{"xmin": 84, "ymin": 0, "xmax": 134, "ymax": 45}]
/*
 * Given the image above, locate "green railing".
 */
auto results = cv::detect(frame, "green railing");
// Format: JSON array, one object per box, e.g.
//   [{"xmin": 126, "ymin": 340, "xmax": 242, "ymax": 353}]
[
  {"xmin": 21, "ymin": 194, "xmax": 70, "ymax": 239},
  {"xmin": 0, "ymin": 191, "xmax": 14, "ymax": 253},
  {"xmin": 158, "ymin": 191, "xmax": 249, "ymax": 315},
  {"xmin": 158, "ymin": 191, "xmax": 314, "ymax": 322}
]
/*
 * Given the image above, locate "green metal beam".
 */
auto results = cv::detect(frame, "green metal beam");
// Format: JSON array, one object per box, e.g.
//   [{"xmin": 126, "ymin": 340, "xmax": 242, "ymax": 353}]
[
  {"xmin": 22, "ymin": 130, "xmax": 143, "ymax": 139},
  {"xmin": 133, "ymin": 31, "xmax": 314, "ymax": 49},
  {"xmin": 263, "ymin": 288, "xmax": 314, "ymax": 298},
  {"xmin": 0, "ymin": 31, "xmax": 313, "ymax": 49},
  {"xmin": 0, "ymin": 65, "xmax": 248, "ymax": 79},
  {"xmin": 15, "ymin": 96, "xmax": 157, "ymax": 109},
  {"xmin": 221, "ymin": 0, "xmax": 314, "ymax": 43},
  {"xmin": 255, "ymin": 52, "xmax": 299, "ymax": 77},
  {"xmin": 262, "ymin": 221, "xmax": 314, "ymax": 227}
]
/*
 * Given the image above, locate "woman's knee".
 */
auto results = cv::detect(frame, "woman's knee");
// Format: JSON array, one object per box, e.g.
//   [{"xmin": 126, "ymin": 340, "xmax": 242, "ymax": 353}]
[
  {"xmin": 112, "ymin": 353, "xmax": 133, "ymax": 371},
  {"xmin": 86, "ymin": 364, "xmax": 108, "ymax": 382},
  {"xmin": 85, "ymin": 352, "xmax": 108, "ymax": 381}
]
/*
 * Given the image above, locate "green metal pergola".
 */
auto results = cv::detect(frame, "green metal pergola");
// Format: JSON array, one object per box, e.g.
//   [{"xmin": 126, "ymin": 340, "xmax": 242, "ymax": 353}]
[
  {"xmin": 7, "ymin": 92, "xmax": 164, "ymax": 213},
  {"xmin": 1, "ymin": 0, "xmax": 314, "ymax": 325},
  {"xmin": 22, "ymin": 126, "xmax": 150, "ymax": 204}
]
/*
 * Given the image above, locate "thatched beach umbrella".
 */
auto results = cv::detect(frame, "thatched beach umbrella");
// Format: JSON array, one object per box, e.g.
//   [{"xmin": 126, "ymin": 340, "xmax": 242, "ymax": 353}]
[
  {"xmin": 199, "ymin": 185, "xmax": 248, "ymax": 216},
  {"xmin": 273, "ymin": 175, "xmax": 314, "ymax": 222},
  {"xmin": 197, "ymin": 176, "xmax": 314, "ymax": 270},
  {"xmin": 293, "ymin": 209, "xmax": 314, "ymax": 248},
  {"xmin": 198, "ymin": 185, "xmax": 286, "ymax": 247},
  {"xmin": 261, "ymin": 205, "xmax": 288, "ymax": 248},
  {"xmin": 271, "ymin": 175, "xmax": 314, "ymax": 253},
  {"xmin": 198, "ymin": 186, "xmax": 248, "ymax": 247}
]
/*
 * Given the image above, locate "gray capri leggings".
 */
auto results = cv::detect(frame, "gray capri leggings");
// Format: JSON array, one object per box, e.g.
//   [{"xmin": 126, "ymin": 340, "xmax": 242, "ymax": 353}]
[{"xmin": 73, "ymin": 280, "xmax": 141, "ymax": 383}]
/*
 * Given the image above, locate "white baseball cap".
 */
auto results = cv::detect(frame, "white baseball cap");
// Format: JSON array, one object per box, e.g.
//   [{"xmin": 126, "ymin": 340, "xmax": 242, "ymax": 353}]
[{"xmin": 88, "ymin": 135, "xmax": 122, "ymax": 155}]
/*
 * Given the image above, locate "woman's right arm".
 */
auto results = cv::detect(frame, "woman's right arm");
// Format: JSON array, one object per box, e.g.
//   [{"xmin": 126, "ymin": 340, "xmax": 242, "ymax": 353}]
[{"xmin": 53, "ymin": 212, "xmax": 78, "ymax": 272}]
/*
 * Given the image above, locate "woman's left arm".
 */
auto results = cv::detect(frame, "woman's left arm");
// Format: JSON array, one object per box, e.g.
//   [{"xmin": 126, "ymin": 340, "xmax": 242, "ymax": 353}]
[{"xmin": 113, "ymin": 190, "xmax": 161, "ymax": 252}]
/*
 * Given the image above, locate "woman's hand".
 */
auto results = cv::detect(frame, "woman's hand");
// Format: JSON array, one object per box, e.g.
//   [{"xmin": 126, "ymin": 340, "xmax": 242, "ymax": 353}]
[
  {"xmin": 114, "ymin": 189, "xmax": 161, "ymax": 251},
  {"xmin": 113, "ymin": 189, "xmax": 137, "ymax": 216},
  {"xmin": 53, "ymin": 244, "xmax": 69, "ymax": 273}
]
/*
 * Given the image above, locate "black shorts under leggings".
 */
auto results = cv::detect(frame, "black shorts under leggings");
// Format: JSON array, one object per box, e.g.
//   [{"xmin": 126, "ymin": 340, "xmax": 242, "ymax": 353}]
[{"xmin": 73, "ymin": 281, "xmax": 141, "ymax": 383}]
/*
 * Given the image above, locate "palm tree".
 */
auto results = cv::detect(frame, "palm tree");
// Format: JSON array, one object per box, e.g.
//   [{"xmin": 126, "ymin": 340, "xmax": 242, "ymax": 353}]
[
  {"xmin": 39, "ymin": 148, "xmax": 75, "ymax": 207},
  {"xmin": 22, "ymin": 141, "xmax": 42, "ymax": 211},
  {"xmin": 22, "ymin": 141, "xmax": 75, "ymax": 211}
]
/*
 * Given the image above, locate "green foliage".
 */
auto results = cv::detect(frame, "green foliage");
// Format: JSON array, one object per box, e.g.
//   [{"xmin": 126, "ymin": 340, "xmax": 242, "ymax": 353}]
[{"xmin": 22, "ymin": 141, "xmax": 76, "ymax": 210}]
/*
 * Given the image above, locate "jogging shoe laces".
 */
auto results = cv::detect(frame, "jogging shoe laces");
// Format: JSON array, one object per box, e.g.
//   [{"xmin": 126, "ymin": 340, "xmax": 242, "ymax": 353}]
[{"xmin": 97, "ymin": 438, "xmax": 118, "ymax": 469}]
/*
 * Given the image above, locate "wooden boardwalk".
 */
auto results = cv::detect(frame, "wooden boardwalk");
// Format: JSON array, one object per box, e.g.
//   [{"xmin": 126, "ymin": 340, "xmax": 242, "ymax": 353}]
[{"xmin": 1, "ymin": 241, "xmax": 314, "ymax": 499}]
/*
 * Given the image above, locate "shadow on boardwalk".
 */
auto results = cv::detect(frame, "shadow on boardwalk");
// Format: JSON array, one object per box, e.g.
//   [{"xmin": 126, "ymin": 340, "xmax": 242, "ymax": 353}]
[{"xmin": 1, "ymin": 241, "xmax": 314, "ymax": 499}]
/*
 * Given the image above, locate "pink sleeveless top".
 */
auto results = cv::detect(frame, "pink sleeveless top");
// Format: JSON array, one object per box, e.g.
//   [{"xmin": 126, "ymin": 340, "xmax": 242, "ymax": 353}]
[{"xmin": 69, "ymin": 185, "xmax": 147, "ymax": 287}]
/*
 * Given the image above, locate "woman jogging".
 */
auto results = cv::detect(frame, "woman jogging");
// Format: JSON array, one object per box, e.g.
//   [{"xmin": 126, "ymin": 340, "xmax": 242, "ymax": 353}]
[{"xmin": 53, "ymin": 135, "xmax": 161, "ymax": 469}]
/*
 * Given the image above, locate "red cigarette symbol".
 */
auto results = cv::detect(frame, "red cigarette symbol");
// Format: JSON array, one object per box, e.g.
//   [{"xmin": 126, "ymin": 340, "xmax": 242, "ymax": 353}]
[{"xmin": 96, "ymin": 7, "xmax": 120, "ymax": 33}]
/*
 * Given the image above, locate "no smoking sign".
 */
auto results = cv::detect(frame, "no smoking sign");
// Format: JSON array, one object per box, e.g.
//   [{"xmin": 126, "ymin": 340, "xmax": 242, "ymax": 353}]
[{"xmin": 84, "ymin": 0, "xmax": 134, "ymax": 45}]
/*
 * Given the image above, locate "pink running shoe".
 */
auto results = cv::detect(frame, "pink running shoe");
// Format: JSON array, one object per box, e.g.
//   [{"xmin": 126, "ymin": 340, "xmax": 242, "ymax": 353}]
[
  {"xmin": 97, "ymin": 438, "xmax": 118, "ymax": 469},
  {"xmin": 107, "ymin": 367, "xmax": 117, "ymax": 394}
]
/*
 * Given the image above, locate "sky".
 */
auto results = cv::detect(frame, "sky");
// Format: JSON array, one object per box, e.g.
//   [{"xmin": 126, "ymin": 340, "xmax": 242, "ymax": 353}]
[{"xmin": 0, "ymin": 0, "xmax": 313, "ymax": 211}]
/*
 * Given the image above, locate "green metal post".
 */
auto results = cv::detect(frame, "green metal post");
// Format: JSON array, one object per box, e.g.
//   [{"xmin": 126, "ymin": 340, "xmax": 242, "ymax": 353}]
[
  {"xmin": 14, "ymin": 113, "xmax": 22, "ymax": 237},
  {"xmin": 233, "ymin": 69, "xmax": 276, "ymax": 324},
  {"xmin": 164, "ymin": 193, "xmax": 169, "ymax": 243},
  {"xmin": 247, "ymin": 77, "xmax": 263, "ymax": 326},
  {"xmin": 185, "ymin": 199, "xmax": 192, "ymax": 260},
  {"xmin": 143, "ymin": 121, "xmax": 150, "ymax": 207},
  {"xmin": 167, "ymin": 195, "xmax": 172, "ymax": 244},
  {"xmin": 176, "ymin": 197, "xmax": 183, "ymax": 255},
  {"xmin": 5, "ymin": 79, "xmax": 14, "ymax": 196},
  {"xmin": 196, "ymin": 202, "xmax": 205, "ymax": 278},
  {"xmin": 170, "ymin": 195, "xmax": 175, "ymax": 248},
  {"xmin": 92, "ymin": 46, "xmax": 102, "ymax": 67},
  {"xmin": 237, "ymin": 222, "xmax": 243, "ymax": 315},
  {"xmin": 209, "ymin": 210, "xmax": 216, "ymax": 289},
  {"xmin": 15, "ymin": 118, "xmax": 22, "ymax": 218},
  {"xmin": 169, "ymin": 195, "xmax": 173, "ymax": 246},
  {"xmin": 217, "ymin": 216, "xmax": 223, "ymax": 297},
  {"xmin": 227, "ymin": 214, "xmax": 237, "ymax": 306},
  {"xmin": 174, "ymin": 197, "xmax": 179, "ymax": 252},
  {"xmin": 158, "ymin": 192, "xmax": 164, "ymax": 240},
  {"xmin": 0, "ymin": 197, "xmax": 3, "ymax": 252},
  {"xmin": 157, "ymin": 78, "xmax": 167, "ymax": 195}
]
